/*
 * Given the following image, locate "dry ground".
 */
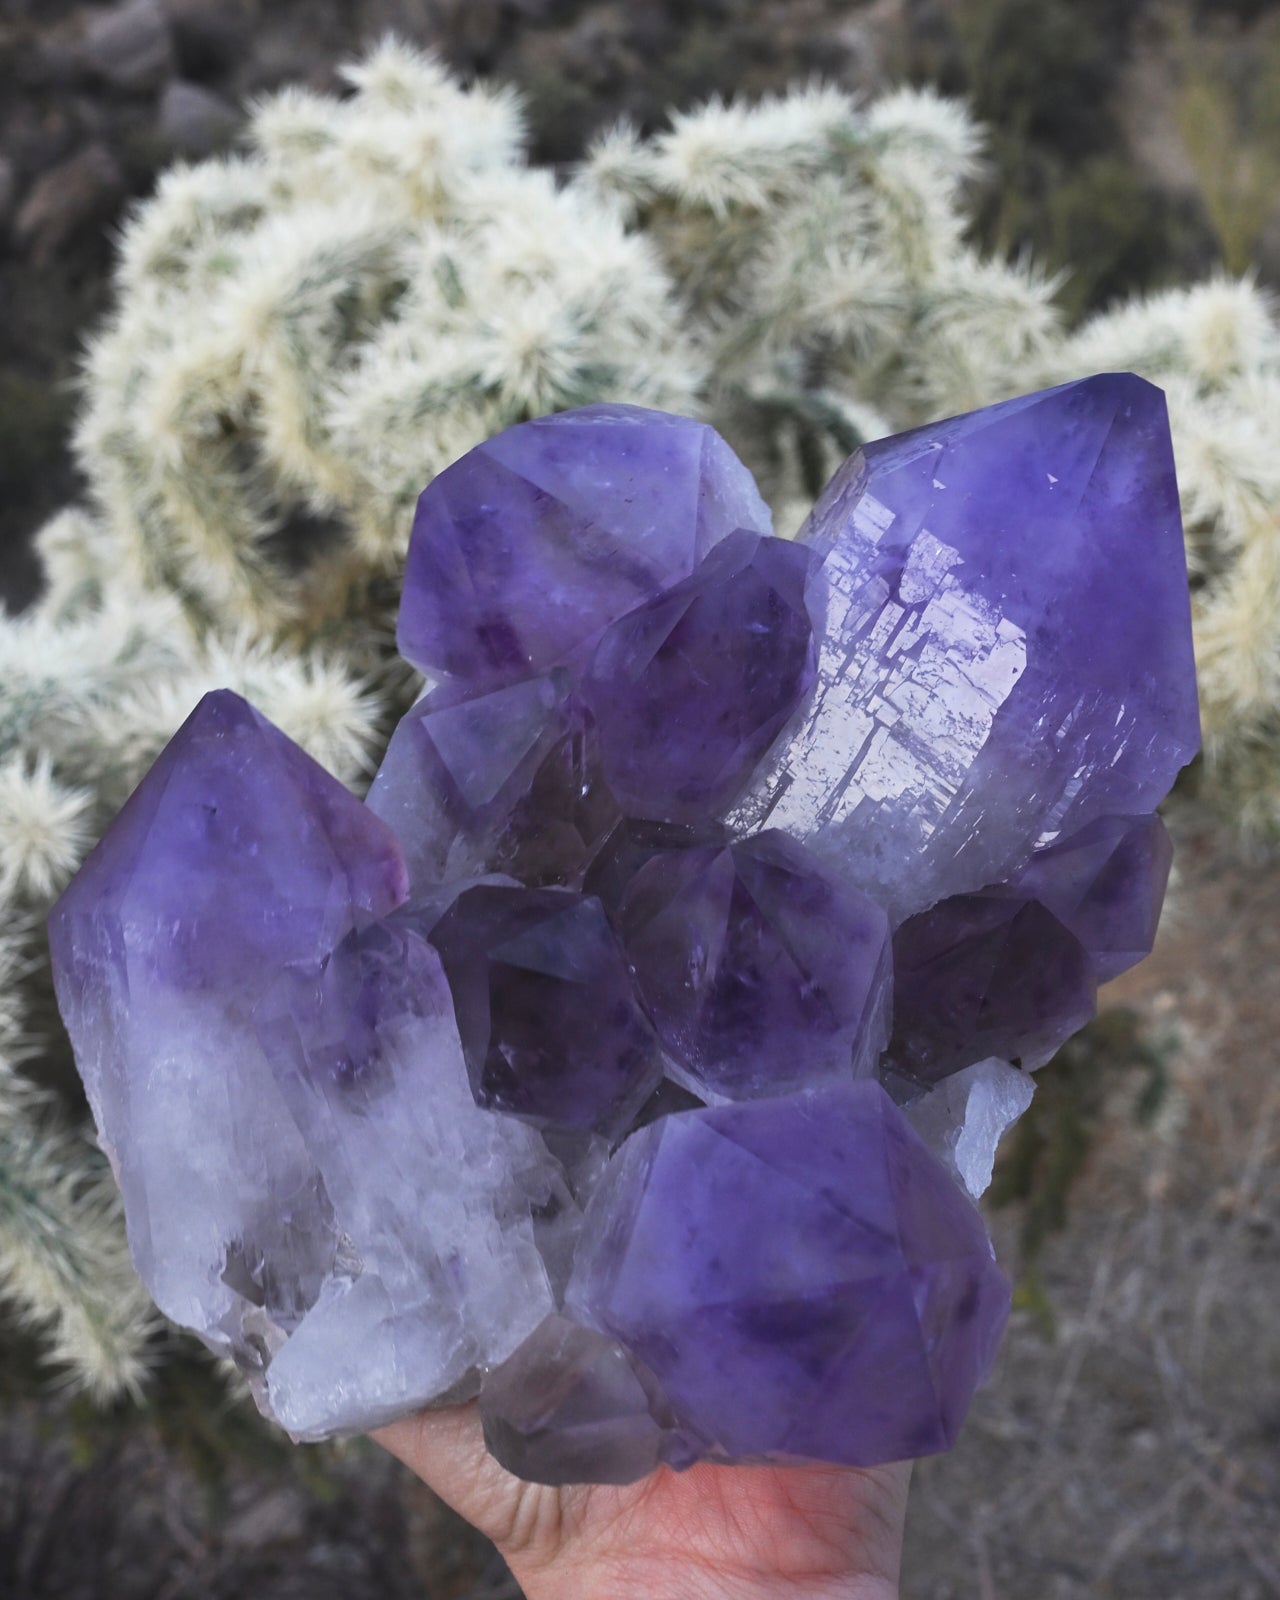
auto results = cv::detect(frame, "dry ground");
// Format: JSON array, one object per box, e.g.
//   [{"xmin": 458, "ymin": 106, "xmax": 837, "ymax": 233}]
[{"xmin": 903, "ymin": 805, "xmax": 1280, "ymax": 1599}]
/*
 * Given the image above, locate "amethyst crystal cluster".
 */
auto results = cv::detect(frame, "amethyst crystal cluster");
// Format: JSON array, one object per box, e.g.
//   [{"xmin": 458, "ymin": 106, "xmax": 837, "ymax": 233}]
[{"xmin": 50, "ymin": 380, "xmax": 1198, "ymax": 1480}]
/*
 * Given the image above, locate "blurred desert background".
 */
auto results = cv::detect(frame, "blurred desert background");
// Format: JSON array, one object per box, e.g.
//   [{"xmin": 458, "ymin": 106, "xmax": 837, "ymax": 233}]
[{"xmin": 1, "ymin": 2, "xmax": 1278, "ymax": 1596}]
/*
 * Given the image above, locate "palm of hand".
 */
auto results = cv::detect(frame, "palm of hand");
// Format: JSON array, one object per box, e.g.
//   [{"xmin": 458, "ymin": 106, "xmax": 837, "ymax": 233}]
[{"xmin": 375, "ymin": 1403, "xmax": 910, "ymax": 1600}]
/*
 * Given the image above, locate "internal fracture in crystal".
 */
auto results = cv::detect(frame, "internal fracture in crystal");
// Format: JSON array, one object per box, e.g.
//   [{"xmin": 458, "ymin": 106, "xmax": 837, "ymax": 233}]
[{"xmin": 729, "ymin": 374, "xmax": 1199, "ymax": 923}]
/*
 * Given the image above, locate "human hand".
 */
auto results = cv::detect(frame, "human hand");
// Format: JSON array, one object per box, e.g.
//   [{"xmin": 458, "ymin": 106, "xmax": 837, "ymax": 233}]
[{"xmin": 374, "ymin": 1403, "xmax": 910, "ymax": 1600}]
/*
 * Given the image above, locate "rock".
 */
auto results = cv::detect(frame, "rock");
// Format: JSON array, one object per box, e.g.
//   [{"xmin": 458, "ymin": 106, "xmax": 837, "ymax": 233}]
[
  {"xmin": 49, "ymin": 691, "xmax": 561, "ymax": 1439},
  {"xmin": 903, "ymin": 1057, "xmax": 1036, "ymax": 1199},
  {"xmin": 157, "ymin": 78, "xmax": 238, "ymax": 156},
  {"xmin": 367, "ymin": 673, "xmax": 619, "ymax": 897},
  {"xmin": 480, "ymin": 1315, "xmax": 681, "ymax": 1486},
  {"xmin": 162, "ymin": 0, "xmax": 253, "ymax": 82},
  {"xmin": 567, "ymin": 1081, "xmax": 1011, "ymax": 1467},
  {"xmin": 429, "ymin": 884, "xmax": 664, "ymax": 1138},
  {"xmin": 617, "ymin": 830, "xmax": 892, "ymax": 1100},
  {"xmin": 0, "ymin": 156, "xmax": 16, "ymax": 232},
  {"xmin": 81, "ymin": 0, "xmax": 174, "ymax": 95},
  {"xmin": 14, "ymin": 142, "xmax": 124, "ymax": 265}
]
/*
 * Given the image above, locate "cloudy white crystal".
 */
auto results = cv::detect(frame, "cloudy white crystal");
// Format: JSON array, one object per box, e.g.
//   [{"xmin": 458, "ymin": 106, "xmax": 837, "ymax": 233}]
[{"xmin": 904, "ymin": 1057, "xmax": 1036, "ymax": 1198}]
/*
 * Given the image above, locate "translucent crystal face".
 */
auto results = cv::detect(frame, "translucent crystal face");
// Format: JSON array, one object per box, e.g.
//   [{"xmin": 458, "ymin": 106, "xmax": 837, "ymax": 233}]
[
  {"xmin": 398, "ymin": 403, "xmax": 774, "ymax": 687},
  {"xmin": 50, "ymin": 383, "xmax": 1197, "ymax": 1477}
]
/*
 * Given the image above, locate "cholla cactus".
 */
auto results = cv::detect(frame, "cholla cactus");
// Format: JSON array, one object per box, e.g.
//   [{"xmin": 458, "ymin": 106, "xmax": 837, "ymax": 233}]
[
  {"xmin": 77, "ymin": 42, "xmax": 696, "ymax": 644},
  {"xmin": 6, "ymin": 39, "xmax": 1280, "ymax": 1400}
]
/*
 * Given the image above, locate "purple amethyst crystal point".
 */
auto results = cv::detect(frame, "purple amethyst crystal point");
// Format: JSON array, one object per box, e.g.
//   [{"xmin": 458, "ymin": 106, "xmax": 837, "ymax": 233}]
[
  {"xmin": 430, "ymin": 885, "xmax": 663, "ymax": 1137},
  {"xmin": 888, "ymin": 894, "xmax": 1096, "ymax": 1086},
  {"xmin": 1008, "ymin": 813, "xmax": 1173, "ymax": 982},
  {"xmin": 50, "ymin": 690, "xmax": 407, "ymax": 1000},
  {"xmin": 480, "ymin": 1315, "xmax": 681, "ymax": 1486},
  {"xmin": 399, "ymin": 404, "xmax": 773, "ymax": 687},
  {"xmin": 567, "ymin": 1081, "xmax": 1010, "ymax": 1466},
  {"xmin": 618, "ymin": 830, "xmax": 892, "ymax": 1100},
  {"xmin": 730, "ymin": 375, "xmax": 1199, "ymax": 922},
  {"xmin": 48, "ymin": 694, "xmax": 556, "ymax": 1434},
  {"xmin": 583, "ymin": 532, "xmax": 821, "ymax": 824},
  {"xmin": 367, "ymin": 673, "xmax": 619, "ymax": 893}
]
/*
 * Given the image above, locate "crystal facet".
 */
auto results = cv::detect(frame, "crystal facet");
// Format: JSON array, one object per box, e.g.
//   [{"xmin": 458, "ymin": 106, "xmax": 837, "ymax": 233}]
[
  {"xmin": 480, "ymin": 1315, "xmax": 683, "ymax": 1486},
  {"xmin": 367, "ymin": 673, "xmax": 619, "ymax": 897},
  {"xmin": 399, "ymin": 403, "xmax": 773, "ymax": 687},
  {"xmin": 618, "ymin": 831, "xmax": 891, "ymax": 1100},
  {"xmin": 730, "ymin": 375, "xmax": 1200, "ymax": 922},
  {"xmin": 583, "ymin": 531, "xmax": 820, "ymax": 823},
  {"xmin": 1008, "ymin": 812, "xmax": 1173, "ymax": 982},
  {"xmin": 888, "ymin": 892, "xmax": 1096, "ymax": 1085},
  {"xmin": 567, "ymin": 1082, "xmax": 1011, "ymax": 1466},
  {"xmin": 429, "ymin": 885, "xmax": 664, "ymax": 1137}
]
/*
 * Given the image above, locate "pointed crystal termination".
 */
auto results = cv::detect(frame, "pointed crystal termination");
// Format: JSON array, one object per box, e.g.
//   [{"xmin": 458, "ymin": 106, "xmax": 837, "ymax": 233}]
[
  {"xmin": 48, "ymin": 695, "xmax": 561, "ymax": 1437},
  {"xmin": 583, "ymin": 532, "xmax": 821, "ymax": 824},
  {"xmin": 887, "ymin": 809, "xmax": 1171, "ymax": 1088},
  {"xmin": 47, "ymin": 692, "xmax": 502, "ymax": 1422},
  {"xmin": 729, "ymin": 374, "xmax": 1200, "ymax": 923},
  {"xmin": 888, "ymin": 893, "xmax": 1096, "ymax": 1086},
  {"xmin": 399, "ymin": 403, "xmax": 773, "ymax": 688},
  {"xmin": 367, "ymin": 672, "xmax": 620, "ymax": 896},
  {"xmin": 618, "ymin": 830, "xmax": 892, "ymax": 1100},
  {"xmin": 480, "ymin": 1315, "xmax": 685, "ymax": 1486},
  {"xmin": 429, "ymin": 885, "xmax": 664, "ymax": 1138},
  {"xmin": 50, "ymin": 690, "xmax": 408, "ymax": 1003},
  {"xmin": 567, "ymin": 1082, "xmax": 1011, "ymax": 1467},
  {"xmin": 1008, "ymin": 812, "xmax": 1173, "ymax": 982},
  {"xmin": 253, "ymin": 921, "xmax": 560, "ymax": 1436}
]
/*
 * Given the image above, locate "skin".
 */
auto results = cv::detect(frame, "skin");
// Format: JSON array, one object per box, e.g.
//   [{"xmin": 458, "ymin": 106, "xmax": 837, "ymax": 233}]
[{"xmin": 374, "ymin": 1403, "xmax": 911, "ymax": 1600}]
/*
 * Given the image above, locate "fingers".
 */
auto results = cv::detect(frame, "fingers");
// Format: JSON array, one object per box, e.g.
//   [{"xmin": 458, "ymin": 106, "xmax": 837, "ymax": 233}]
[
  {"xmin": 370, "ymin": 1402, "xmax": 564, "ymax": 1564},
  {"xmin": 371, "ymin": 1400, "xmax": 496, "ymax": 1514}
]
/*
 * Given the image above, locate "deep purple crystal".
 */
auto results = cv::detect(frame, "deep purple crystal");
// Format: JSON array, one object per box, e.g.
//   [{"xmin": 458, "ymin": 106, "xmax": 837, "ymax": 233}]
[
  {"xmin": 618, "ymin": 830, "xmax": 891, "ymax": 1100},
  {"xmin": 49, "ymin": 690, "xmax": 407, "ymax": 998},
  {"xmin": 399, "ymin": 403, "xmax": 773, "ymax": 687},
  {"xmin": 731, "ymin": 374, "xmax": 1200, "ymax": 922},
  {"xmin": 429, "ymin": 885, "xmax": 663, "ymax": 1137},
  {"xmin": 367, "ymin": 673, "xmax": 619, "ymax": 895},
  {"xmin": 583, "ymin": 531, "xmax": 820, "ymax": 824},
  {"xmin": 567, "ymin": 1082, "xmax": 1011, "ymax": 1465},
  {"xmin": 1008, "ymin": 812, "xmax": 1172, "ymax": 981},
  {"xmin": 888, "ymin": 894, "xmax": 1096, "ymax": 1086}
]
